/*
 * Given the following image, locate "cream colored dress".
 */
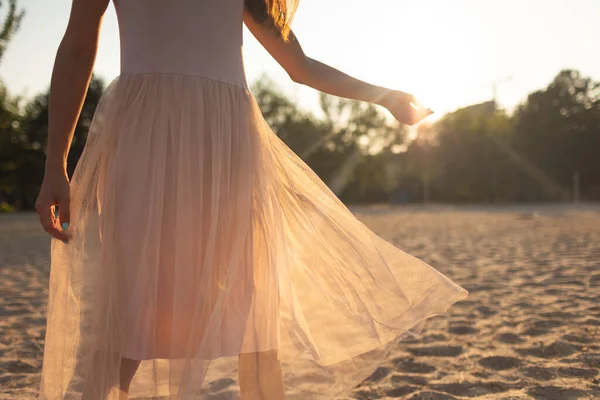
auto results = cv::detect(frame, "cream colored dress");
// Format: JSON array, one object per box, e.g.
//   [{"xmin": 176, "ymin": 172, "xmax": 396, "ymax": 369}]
[{"xmin": 39, "ymin": 0, "xmax": 468, "ymax": 398}]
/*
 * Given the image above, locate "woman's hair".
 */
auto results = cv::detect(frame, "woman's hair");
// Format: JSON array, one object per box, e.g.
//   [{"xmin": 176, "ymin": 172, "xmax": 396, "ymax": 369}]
[{"xmin": 245, "ymin": 0, "xmax": 299, "ymax": 41}]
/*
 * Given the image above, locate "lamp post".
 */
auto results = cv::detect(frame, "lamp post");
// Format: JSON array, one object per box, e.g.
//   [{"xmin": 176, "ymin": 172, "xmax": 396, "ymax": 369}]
[{"xmin": 492, "ymin": 75, "xmax": 513, "ymax": 110}]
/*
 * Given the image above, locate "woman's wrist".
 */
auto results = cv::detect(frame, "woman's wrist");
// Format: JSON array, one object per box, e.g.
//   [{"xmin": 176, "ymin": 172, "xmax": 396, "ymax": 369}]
[
  {"xmin": 377, "ymin": 89, "xmax": 413, "ymax": 109},
  {"xmin": 375, "ymin": 88, "xmax": 399, "ymax": 109},
  {"xmin": 45, "ymin": 155, "xmax": 68, "ymax": 175}
]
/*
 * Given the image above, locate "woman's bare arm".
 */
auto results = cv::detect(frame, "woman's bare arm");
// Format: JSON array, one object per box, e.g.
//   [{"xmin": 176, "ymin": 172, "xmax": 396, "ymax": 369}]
[
  {"xmin": 243, "ymin": 10, "xmax": 432, "ymax": 125},
  {"xmin": 45, "ymin": 0, "xmax": 109, "ymax": 171},
  {"xmin": 35, "ymin": 0, "xmax": 109, "ymax": 241}
]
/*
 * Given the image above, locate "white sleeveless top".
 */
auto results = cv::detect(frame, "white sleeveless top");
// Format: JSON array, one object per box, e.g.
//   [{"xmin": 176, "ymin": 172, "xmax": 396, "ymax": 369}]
[{"xmin": 114, "ymin": 0, "xmax": 248, "ymax": 87}]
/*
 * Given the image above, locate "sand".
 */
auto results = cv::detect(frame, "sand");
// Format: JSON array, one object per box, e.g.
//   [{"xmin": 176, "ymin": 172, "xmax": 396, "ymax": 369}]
[{"xmin": 1, "ymin": 204, "xmax": 599, "ymax": 399}]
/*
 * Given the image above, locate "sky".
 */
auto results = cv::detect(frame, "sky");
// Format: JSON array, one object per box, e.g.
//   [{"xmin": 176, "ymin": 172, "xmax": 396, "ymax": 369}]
[{"xmin": 1, "ymin": 0, "xmax": 599, "ymax": 118}]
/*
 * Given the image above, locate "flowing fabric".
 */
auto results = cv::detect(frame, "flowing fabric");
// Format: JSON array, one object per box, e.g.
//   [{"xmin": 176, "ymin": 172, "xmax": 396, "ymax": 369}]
[{"xmin": 39, "ymin": 1, "xmax": 468, "ymax": 399}]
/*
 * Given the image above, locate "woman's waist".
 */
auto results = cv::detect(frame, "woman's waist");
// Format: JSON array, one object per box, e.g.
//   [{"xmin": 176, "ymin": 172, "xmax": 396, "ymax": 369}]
[{"xmin": 120, "ymin": 50, "xmax": 248, "ymax": 88}]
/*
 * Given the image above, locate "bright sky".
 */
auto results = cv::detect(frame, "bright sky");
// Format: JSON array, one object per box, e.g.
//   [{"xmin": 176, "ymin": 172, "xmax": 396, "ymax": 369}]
[{"xmin": 1, "ymin": 0, "xmax": 599, "ymax": 118}]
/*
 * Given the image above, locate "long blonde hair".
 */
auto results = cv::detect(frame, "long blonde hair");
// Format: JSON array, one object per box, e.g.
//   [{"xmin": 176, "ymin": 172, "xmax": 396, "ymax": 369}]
[{"xmin": 245, "ymin": 0, "xmax": 299, "ymax": 41}]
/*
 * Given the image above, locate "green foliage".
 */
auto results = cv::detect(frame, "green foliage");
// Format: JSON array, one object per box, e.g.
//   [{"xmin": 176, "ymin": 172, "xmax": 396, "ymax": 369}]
[
  {"xmin": 0, "ymin": 200, "xmax": 15, "ymax": 212},
  {"xmin": 0, "ymin": 75, "xmax": 105, "ymax": 209},
  {"xmin": 436, "ymin": 110, "xmax": 525, "ymax": 201},
  {"xmin": 0, "ymin": 0, "xmax": 25, "ymax": 63},
  {"xmin": 0, "ymin": 79, "xmax": 27, "ymax": 191},
  {"xmin": 512, "ymin": 69, "xmax": 600, "ymax": 199}
]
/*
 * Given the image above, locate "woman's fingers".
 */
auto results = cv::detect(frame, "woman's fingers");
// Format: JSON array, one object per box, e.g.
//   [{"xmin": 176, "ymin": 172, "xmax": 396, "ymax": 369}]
[
  {"xmin": 408, "ymin": 98, "xmax": 434, "ymax": 124},
  {"xmin": 58, "ymin": 191, "xmax": 71, "ymax": 228},
  {"xmin": 35, "ymin": 199, "xmax": 70, "ymax": 242},
  {"xmin": 386, "ymin": 91, "xmax": 433, "ymax": 125},
  {"xmin": 35, "ymin": 171, "xmax": 72, "ymax": 243}
]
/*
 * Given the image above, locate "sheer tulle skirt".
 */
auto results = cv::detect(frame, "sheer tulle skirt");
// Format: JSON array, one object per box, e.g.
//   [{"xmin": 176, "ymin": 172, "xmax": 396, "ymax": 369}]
[{"xmin": 39, "ymin": 73, "xmax": 468, "ymax": 399}]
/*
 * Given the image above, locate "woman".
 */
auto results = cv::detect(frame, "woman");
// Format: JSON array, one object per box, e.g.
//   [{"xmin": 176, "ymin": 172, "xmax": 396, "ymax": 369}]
[{"xmin": 36, "ymin": 0, "xmax": 468, "ymax": 398}]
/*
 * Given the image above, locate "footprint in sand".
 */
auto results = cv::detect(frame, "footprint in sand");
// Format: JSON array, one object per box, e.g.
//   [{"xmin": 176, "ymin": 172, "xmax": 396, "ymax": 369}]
[
  {"xmin": 478, "ymin": 356, "xmax": 522, "ymax": 371},
  {"xmin": 521, "ymin": 366, "xmax": 557, "ymax": 380},
  {"xmin": 521, "ymin": 319, "xmax": 566, "ymax": 337},
  {"xmin": 513, "ymin": 301, "xmax": 536, "ymax": 310},
  {"xmin": 429, "ymin": 381, "xmax": 517, "ymax": 397},
  {"xmin": 522, "ymin": 366, "xmax": 599, "ymax": 380},
  {"xmin": 557, "ymin": 367, "xmax": 599, "ymax": 379},
  {"xmin": 363, "ymin": 366, "xmax": 392, "ymax": 383},
  {"xmin": 495, "ymin": 332, "xmax": 525, "ymax": 344},
  {"xmin": 405, "ymin": 345, "xmax": 463, "ymax": 357},
  {"xmin": 516, "ymin": 341, "xmax": 580, "ymax": 359},
  {"xmin": 539, "ymin": 311, "xmax": 578, "ymax": 319},
  {"xmin": 420, "ymin": 334, "xmax": 448, "ymax": 344},
  {"xmin": 392, "ymin": 358, "xmax": 437, "ymax": 374},
  {"xmin": 475, "ymin": 305, "xmax": 498, "ymax": 317},
  {"xmin": 448, "ymin": 325, "xmax": 479, "ymax": 335},
  {"xmin": 385, "ymin": 386, "xmax": 419, "ymax": 398},
  {"xmin": 527, "ymin": 386, "xmax": 592, "ymax": 400},
  {"xmin": 561, "ymin": 334, "xmax": 594, "ymax": 344}
]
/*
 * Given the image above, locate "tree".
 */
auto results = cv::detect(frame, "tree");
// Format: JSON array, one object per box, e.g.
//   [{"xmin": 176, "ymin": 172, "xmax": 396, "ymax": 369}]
[
  {"xmin": 434, "ymin": 108, "xmax": 520, "ymax": 202},
  {"xmin": 0, "ymin": 79, "xmax": 26, "ymax": 207},
  {"xmin": 0, "ymin": 75, "xmax": 105, "ymax": 209},
  {"xmin": 0, "ymin": 0, "xmax": 25, "ymax": 63},
  {"xmin": 0, "ymin": 0, "xmax": 24, "ymax": 209},
  {"xmin": 513, "ymin": 69, "xmax": 600, "ymax": 200}
]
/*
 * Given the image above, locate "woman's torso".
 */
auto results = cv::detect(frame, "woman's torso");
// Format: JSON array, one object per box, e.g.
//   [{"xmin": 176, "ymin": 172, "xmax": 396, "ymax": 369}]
[{"xmin": 113, "ymin": 0, "xmax": 248, "ymax": 88}]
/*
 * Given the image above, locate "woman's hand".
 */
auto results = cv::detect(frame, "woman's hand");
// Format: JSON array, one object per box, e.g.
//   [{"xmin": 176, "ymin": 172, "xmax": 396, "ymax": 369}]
[
  {"xmin": 381, "ymin": 90, "xmax": 433, "ymax": 126},
  {"xmin": 35, "ymin": 169, "xmax": 71, "ymax": 243}
]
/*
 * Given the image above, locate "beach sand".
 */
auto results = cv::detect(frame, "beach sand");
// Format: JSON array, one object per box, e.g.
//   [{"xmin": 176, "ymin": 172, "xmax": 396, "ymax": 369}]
[{"xmin": 1, "ymin": 204, "xmax": 599, "ymax": 399}]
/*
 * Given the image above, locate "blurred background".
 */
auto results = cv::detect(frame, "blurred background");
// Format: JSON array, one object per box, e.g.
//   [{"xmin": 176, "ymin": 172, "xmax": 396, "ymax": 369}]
[
  {"xmin": 1, "ymin": 1, "xmax": 600, "ymax": 399},
  {"xmin": 1, "ymin": 0, "xmax": 599, "ymax": 209}
]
